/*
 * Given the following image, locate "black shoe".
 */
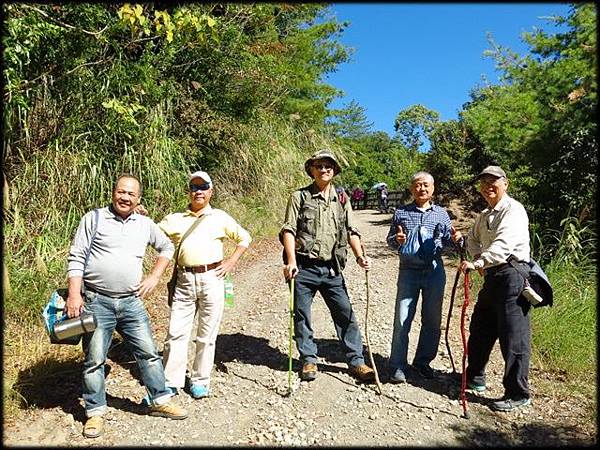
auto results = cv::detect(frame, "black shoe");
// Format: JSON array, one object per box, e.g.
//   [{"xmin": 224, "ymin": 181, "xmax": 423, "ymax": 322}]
[
  {"xmin": 300, "ymin": 363, "xmax": 318, "ymax": 381},
  {"xmin": 491, "ymin": 397, "xmax": 531, "ymax": 412},
  {"xmin": 413, "ymin": 364, "xmax": 436, "ymax": 379}
]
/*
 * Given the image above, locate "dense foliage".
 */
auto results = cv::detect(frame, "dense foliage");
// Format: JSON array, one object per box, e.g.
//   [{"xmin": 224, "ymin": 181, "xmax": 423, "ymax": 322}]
[{"xmin": 2, "ymin": 3, "xmax": 352, "ymax": 316}]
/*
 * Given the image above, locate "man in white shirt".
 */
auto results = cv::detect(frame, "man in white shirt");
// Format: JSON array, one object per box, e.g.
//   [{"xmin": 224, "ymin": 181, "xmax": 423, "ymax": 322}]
[{"xmin": 460, "ymin": 165, "xmax": 533, "ymax": 412}]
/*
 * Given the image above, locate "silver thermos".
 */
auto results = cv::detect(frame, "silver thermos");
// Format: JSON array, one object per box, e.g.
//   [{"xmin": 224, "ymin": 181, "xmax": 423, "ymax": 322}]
[{"xmin": 53, "ymin": 312, "xmax": 97, "ymax": 341}]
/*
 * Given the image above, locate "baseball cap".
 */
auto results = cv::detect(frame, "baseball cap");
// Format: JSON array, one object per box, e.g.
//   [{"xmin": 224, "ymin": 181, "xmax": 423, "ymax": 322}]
[
  {"xmin": 189, "ymin": 170, "xmax": 213, "ymax": 187},
  {"xmin": 476, "ymin": 165, "xmax": 506, "ymax": 179}
]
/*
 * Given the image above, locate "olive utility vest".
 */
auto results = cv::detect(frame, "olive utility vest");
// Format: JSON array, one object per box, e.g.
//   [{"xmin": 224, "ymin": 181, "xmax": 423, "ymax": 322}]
[{"xmin": 284, "ymin": 186, "xmax": 349, "ymax": 272}]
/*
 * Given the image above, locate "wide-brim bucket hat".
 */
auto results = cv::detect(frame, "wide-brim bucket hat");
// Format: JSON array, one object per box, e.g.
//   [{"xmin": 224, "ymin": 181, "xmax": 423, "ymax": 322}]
[{"xmin": 304, "ymin": 150, "xmax": 342, "ymax": 178}]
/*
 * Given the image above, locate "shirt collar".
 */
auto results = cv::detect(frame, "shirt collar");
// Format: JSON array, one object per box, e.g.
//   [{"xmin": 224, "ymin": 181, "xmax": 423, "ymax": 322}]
[
  {"xmin": 185, "ymin": 204, "xmax": 213, "ymax": 217},
  {"xmin": 106, "ymin": 205, "xmax": 139, "ymax": 222},
  {"xmin": 309, "ymin": 182, "xmax": 338, "ymax": 202},
  {"xmin": 409, "ymin": 202, "xmax": 435, "ymax": 212},
  {"xmin": 488, "ymin": 194, "xmax": 510, "ymax": 213}
]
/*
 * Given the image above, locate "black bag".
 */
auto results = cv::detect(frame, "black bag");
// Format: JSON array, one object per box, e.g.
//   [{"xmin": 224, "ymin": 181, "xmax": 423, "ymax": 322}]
[{"xmin": 508, "ymin": 255, "xmax": 554, "ymax": 308}]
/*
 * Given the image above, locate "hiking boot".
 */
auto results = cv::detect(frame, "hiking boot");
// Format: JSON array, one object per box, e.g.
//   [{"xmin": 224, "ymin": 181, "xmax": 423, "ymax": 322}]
[
  {"xmin": 300, "ymin": 363, "xmax": 318, "ymax": 381},
  {"xmin": 389, "ymin": 368, "xmax": 406, "ymax": 383},
  {"xmin": 413, "ymin": 364, "xmax": 436, "ymax": 379},
  {"xmin": 83, "ymin": 416, "xmax": 104, "ymax": 439},
  {"xmin": 491, "ymin": 397, "xmax": 531, "ymax": 412},
  {"xmin": 148, "ymin": 400, "xmax": 188, "ymax": 420},
  {"xmin": 190, "ymin": 384, "xmax": 210, "ymax": 399},
  {"xmin": 349, "ymin": 364, "xmax": 375, "ymax": 382},
  {"xmin": 467, "ymin": 380, "xmax": 486, "ymax": 392}
]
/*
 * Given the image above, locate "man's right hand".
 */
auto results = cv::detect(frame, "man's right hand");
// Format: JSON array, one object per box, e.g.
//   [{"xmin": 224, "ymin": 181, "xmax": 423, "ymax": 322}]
[
  {"xmin": 66, "ymin": 293, "xmax": 84, "ymax": 318},
  {"xmin": 283, "ymin": 264, "xmax": 298, "ymax": 280},
  {"xmin": 395, "ymin": 225, "xmax": 406, "ymax": 245}
]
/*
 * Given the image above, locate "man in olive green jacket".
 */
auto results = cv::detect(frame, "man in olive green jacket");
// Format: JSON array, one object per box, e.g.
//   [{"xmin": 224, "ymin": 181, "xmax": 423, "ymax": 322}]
[{"xmin": 280, "ymin": 150, "xmax": 375, "ymax": 383}]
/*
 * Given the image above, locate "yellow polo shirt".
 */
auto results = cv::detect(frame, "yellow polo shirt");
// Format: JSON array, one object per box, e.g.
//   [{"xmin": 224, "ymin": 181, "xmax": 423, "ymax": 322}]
[{"xmin": 159, "ymin": 205, "xmax": 251, "ymax": 267}]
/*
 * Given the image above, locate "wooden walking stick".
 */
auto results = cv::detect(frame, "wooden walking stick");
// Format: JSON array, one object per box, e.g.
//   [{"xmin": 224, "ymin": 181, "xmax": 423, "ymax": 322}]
[
  {"xmin": 287, "ymin": 277, "xmax": 295, "ymax": 395},
  {"xmin": 361, "ymin": 244, "xmax": 383, "ymax": 395},
  {"xmin": 460, "ymin": 268, "xmax": 471, "ymax": 419}
]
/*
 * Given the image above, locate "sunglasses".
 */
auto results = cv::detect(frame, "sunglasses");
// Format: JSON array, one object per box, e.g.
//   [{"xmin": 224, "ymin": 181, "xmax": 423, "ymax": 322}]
[
  {"xmin": 312, "ymin": 163, "xmax": 334, "ymax": 171},
  {"xmin": 189, "ymin": 183, "xmax": 211, "ymax": 192}
]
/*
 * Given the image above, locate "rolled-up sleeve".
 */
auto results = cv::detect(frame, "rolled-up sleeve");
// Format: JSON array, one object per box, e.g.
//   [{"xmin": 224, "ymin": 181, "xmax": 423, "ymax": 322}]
[
  {"xmin": 279, "ymin": 192, "xmax": 302, "ymax": 240},
  {"xmin": 224, "ymin": 214, "xmax": 252, "ymax": 247},
  {"xmin": 345, "ymin": 201, "xmax": 361, "ymax": 237},
  {"xmin": 148, "ymin": 219, "xmax": 175, "ymax": 259},
  {"xmin": 67, "ymin": 211, "xmax": 96, "ymax": 278}
]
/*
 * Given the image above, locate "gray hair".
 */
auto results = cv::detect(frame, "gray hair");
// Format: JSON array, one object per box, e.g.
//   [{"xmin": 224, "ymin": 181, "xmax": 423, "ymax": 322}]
[{"xmin": 410, "ymin": 171, "xmax": 434, "ymax": 185}]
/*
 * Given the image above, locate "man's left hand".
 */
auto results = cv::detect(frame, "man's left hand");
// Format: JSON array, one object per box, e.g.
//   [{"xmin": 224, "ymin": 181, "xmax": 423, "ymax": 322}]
[
  {"xmin": 136, "ymin": 274, "xmax": 160, "ymax": 298},
  {"xmin": 357, "ymin": 255, "xmax": 372, "ymax": 271},
  {"xmin": 214, "ymin": 258, "xmax": 236, "ymax": 279}
]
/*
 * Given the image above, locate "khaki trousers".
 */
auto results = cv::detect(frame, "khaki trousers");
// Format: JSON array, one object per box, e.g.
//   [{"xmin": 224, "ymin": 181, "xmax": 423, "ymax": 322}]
[{"xmin": 162, "ymin": 269, "xmax": 224, "ymax": 388}]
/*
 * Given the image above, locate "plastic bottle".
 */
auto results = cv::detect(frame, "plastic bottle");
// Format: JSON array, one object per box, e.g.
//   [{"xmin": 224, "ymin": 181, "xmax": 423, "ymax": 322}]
[{"xmin": 224, "ymin": 273, "xmax": 234, "ymax": 308}]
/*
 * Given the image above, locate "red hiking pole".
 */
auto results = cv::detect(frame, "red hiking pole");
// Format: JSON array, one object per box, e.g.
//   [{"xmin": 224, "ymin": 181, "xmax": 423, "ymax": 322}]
[
  {"xmin": 445, "ymin": 237, "xmax": 466, "ymax": 374},
  {"xmin": 460, "ymin": 268, "xmax": 471, "ymax": 419}
]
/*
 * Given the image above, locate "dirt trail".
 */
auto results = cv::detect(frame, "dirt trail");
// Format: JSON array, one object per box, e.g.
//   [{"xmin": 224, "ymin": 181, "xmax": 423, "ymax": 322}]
[{"xmin": 3, "ymin": 206, "xmax": 595, "ymax": 447}]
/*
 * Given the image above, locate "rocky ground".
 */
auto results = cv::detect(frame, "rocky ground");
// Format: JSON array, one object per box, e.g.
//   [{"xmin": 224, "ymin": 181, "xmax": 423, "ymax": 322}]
[{"xmin": 3, "ymin": 206, "xmax": 596, "ymax": 447}]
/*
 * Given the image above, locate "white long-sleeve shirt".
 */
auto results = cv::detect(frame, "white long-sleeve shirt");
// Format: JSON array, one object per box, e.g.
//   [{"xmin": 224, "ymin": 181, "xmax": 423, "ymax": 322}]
[{"xmin": 467, "ymin": 194, "xmax": 530, "ymax": 269}]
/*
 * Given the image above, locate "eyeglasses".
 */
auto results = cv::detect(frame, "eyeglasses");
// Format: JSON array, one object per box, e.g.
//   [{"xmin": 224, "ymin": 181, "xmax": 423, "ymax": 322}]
[
  {"xmin": 312, "ymin": 163, "xmax": 334, "ymax": 171},
  {"xmin": 478, "ymin": 177, "xmax": 505, "ymax": 187},
  {"xmin": 189, "ymin": 183, "xmax": 211, "ymax": 192}
]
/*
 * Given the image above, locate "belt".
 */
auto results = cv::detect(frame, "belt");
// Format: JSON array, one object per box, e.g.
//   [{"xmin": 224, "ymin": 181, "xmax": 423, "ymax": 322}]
[
  {"xmin": 85, "ymin": 286, "xmax": 135, "ymax": 299},
  {"xmin": 483, "ymin": 263, "xmax": 510, "ymax": 276},
  {"xmin": 181, "ymin": 261, "xmax": 222, "ymax": 273},
  {"xmin": 296, "ymin": 255, "xmax": 332, "ymax": 267}
]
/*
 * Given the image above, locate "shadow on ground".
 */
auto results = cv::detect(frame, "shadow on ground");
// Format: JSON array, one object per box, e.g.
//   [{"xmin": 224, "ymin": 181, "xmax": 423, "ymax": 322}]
[{"xmin": 12, "ymin": 334, "xmax": 146, "ymax": 424}]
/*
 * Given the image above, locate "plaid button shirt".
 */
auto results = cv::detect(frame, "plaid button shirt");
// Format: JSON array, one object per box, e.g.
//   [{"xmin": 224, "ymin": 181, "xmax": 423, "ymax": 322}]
[{"xmin": 386, "ymin": 202, "xmax": 453, "ymax": 256}]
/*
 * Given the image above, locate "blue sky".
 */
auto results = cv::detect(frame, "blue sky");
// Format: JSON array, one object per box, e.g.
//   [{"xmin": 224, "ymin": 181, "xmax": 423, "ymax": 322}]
[{"xmin": 324, "ymin": 3, "xmax": 573, "ymax": 136}]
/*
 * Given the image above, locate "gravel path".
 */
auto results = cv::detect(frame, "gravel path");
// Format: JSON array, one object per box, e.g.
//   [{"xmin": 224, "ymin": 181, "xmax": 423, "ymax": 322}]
[{"xmin": 3, "ymin": 207, "xmax": 595, "ymax": 447}]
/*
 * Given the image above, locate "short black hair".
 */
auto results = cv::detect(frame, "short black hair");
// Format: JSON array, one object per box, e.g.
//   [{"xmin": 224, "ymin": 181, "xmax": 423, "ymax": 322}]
[{"xmin": 113, "ymin": 173, "xmax": 143, "ymax": 196}]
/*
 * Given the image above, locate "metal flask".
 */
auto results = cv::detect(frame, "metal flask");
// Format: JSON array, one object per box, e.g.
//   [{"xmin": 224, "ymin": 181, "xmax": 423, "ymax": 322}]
[{"xmin": 52, "ymin": 313, "xmax": 97, "ymax": 344}]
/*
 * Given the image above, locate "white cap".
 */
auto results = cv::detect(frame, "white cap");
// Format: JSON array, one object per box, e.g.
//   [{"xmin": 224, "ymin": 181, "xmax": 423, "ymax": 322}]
[{"xmin": 189, "ymin": 170, "xmax": 213, "ymax": 187}]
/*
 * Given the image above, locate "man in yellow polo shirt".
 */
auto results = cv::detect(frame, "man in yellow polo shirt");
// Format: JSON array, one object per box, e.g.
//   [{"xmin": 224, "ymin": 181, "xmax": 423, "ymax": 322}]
[{"xmin": 158, "ymin": 171, "xmax": 252, "ymax": 399}]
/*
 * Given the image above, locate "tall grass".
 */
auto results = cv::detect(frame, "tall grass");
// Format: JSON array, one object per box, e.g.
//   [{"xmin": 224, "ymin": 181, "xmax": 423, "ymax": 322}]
[
  {"xmin": 2, "ymin": 103, "xmax": 338, "ymax": 420},
  {"xmin": 530, "ymin": 217, "xmax": 597, "ymax": 398}
]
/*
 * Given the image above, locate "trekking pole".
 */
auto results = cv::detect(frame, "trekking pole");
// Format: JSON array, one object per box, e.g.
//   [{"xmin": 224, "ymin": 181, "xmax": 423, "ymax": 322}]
[
  {"xmin": 287, "ymin": 277, "xmax": 295, "ymax": 395},
  {"xmin": 445, "ymin": 237, "xmax": 466, "ymax": 374},
  {"xmin": 459, "ymin": 267, "xmax": 471, "ymax": 419},
  {"xmin": 361, "ymin": 244, "xmax": 383, "ymax": 395}
]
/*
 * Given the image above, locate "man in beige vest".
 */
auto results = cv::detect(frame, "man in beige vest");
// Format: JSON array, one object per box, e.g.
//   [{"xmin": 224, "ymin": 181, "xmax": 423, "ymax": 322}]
[{"xmin": 280, "ymin": 150, "xmax": 375, "ymax": 383}]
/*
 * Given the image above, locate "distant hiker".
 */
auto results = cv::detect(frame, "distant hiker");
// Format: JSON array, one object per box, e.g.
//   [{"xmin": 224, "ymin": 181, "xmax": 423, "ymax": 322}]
[
  {"xmin": 459, "ymin": 165, "xmax": 533, "ymax": 412},
  {"xmin": 66, "ymin": 173, "xmax": 187, "ymax": 439},
  {"xmin": 351, "ymin": 187, "xmax": 364, "ymax": 210},
  {"xmin": 385, "ymin": 171, "xmax": 462, "ymax": 383},
  {"xmin": 158, "ymin": 171, "xmax": 251, "ymax": 400},
  {"xmin": 379, "ymin": 185, "xmax": 389, "ymax": 212},
  {"xmin": 280, "ymin": 149, "xmax": 376, "ymax": 383}
]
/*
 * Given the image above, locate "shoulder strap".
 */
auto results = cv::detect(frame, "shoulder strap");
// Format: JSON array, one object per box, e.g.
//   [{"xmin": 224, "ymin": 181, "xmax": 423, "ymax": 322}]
[
  {"xmin": 507, "ymin": 254, "xmax": 531, "ymax": 280},
  {"xmin": 172, "ymin": 214, "xmax": 206, "ymax": 267},
  {"xmin": 83, "ymin": 208, "xmax": 100, "ymax": 269}
]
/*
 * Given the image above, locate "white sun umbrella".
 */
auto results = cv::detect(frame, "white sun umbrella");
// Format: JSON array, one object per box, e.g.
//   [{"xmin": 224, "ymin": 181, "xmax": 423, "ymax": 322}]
[{"xmin": 372, "ymin": 182, "xmax": 388, "ymax": 190}]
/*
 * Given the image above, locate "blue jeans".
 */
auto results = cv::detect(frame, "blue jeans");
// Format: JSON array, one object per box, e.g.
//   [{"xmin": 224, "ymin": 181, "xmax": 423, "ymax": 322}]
[
  {"xmin": 293, "ymin": 262, "xmax": 365, "ymax": 367},
  {"xmin": 389, "ymin": 260, "xmax": 446, "ymax": 371},
  {"xmin": 82, "ymin": 291, "xmax": 173, "ymax": 417}
]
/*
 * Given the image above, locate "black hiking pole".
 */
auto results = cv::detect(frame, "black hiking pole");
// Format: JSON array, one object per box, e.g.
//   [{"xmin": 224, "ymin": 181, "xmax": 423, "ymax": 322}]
[
  {"xmin": 445, "ymin": 237, "xmax": 466, "ymax": 374},
  {"xmin": 361, "ymin": 244, "xmax": 383, "ymax": 395}
]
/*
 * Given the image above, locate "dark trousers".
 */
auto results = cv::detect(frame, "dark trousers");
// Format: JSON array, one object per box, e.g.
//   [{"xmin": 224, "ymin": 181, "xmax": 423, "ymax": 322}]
[
  {"xmin": 293, "ymin": 261, "xmax": 365, "ymax": 367},
  {"xmin": 466, "ymin": 264, "xmax": 531, "ymax": 400}
]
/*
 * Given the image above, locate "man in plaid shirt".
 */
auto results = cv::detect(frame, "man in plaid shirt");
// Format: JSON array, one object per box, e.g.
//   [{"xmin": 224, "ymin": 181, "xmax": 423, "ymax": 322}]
[{"xmin": 386, "ymin": 171, "xmax": 462, "ymax": 383}]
